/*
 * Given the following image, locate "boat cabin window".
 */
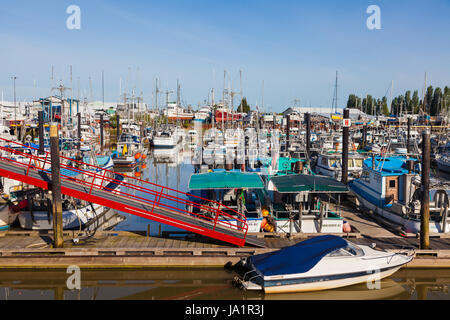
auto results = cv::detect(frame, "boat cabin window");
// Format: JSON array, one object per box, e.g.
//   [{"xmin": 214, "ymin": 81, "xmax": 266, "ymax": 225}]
[
  {"xmin": 389, "ymin": 180, "xmax": 396, "ymax": 188},
  {"xmin": 355, "ymin": 159, "xmax": 363, "ymax": 168},
  {"xmin": 327, "ymin": 243, "xmax": 364, "ymax": 257}
]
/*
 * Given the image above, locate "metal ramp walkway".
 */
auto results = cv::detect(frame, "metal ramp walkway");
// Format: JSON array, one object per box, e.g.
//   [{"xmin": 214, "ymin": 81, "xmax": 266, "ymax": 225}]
[{"xmin": 0, "ymin": 139, "xmax": 265, "ymax": 247}]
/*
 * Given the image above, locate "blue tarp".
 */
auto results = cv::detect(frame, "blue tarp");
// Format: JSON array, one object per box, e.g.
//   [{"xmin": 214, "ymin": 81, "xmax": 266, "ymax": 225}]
[{"xmin": 249, "ymin": 235, "xmax": 347, "ymax": 277}]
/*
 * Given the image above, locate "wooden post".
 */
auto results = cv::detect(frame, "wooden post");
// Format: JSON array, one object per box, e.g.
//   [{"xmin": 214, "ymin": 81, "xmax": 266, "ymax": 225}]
[
  {"xmin": 305, "ymin": 113, "xmax": 311, "ymax": 158},
  {"xmin": 273, "ymin": 112, "xmax": 276, "ymax": 130},
  {"xmin": 286, "ymin": 114, "xmax": 291, "ymax": 152},
  {"xmin": 50, "ymin": 124, "xmax": 64, "ymax": 248},
  {"xmin": 407, "ymin": 117, "xmax": 411, "ymax": 154},
  {"xmin": 362, "ymin": 125, "xmax": 367, "ymax": 149},
  {"xmin": 77, "ymin": 112, "xmax": 81, "ymax": 152},
  {"xmin": 342, "ymin": 108, "xmax": 350, "ymax": 185},
  {"xmin": 420, "ymin": 130, "xmax": 430, "ymax": 249},
  {"xmin": 100, "ymin": 114, "xmax": 104, "ymax": 152},
  {"xmin": 38, "ymin": 111, "xmax": 45, "ymax": 155},
  {"xmin": 116, "ymin": 114, "xmax": 120, "ymax": 141},
  {"xmin": 442, "ymin": 206, "xmax": 448, "ymax": 234}
]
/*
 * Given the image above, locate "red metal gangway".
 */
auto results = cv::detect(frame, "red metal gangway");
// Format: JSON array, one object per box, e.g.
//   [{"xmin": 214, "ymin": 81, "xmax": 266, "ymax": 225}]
[{"xmin": 0, "ymin": 138, "xmax": 256, "ymax": 247}]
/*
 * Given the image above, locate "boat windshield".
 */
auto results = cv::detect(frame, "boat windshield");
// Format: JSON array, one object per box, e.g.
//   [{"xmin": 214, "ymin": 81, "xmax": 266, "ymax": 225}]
[{"xmin": 327, "ymin": 242, "xmax": 365, "ymax": 257}]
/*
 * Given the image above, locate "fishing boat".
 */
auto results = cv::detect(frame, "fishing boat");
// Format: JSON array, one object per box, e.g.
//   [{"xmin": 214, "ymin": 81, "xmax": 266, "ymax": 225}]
[
  {"xmin": 234, "ymin": 235, "xmax": 413, "ymax": 293},
  {"xmin": 315, "ymin": 152, "xmax": 365, "ymax": 181},
  {"xmin": 187, "ymin": 129, "xmax": 199, "ymax": 149},
  {"xmin": 436, "ymin": 153, "xmax": 450, "ymax": 174},
  {"xmin": 15, "ymin": 155, "xmax": 125, "ymax": 230},
  {"xmin": 349, "ymin": 156, "xmax": 450, "ymax": 234},
  {"xmin": 187, "ymin": 171, "xmax": 268, "ymax": 232},
  {"xmin": 164, "ymin": 102, "xmax": 194, "ymax": 121},
  {"xmin": 0, "ymin": 195, "xmax": 12, "ymax": 229},
  {"xmin": 152, "ymin": 128, "xmax": 181, "ymax": 148},
  {"xmin": 266, "ymin": 174, "xmax": 350, "ymax": 234},
  {"xmin": 112, "ymin": 133, "xmax": 140, "ymax": 167},
  {"xmin": 194, "ymin": 106, "xmax": 211, "ymax": 123}
]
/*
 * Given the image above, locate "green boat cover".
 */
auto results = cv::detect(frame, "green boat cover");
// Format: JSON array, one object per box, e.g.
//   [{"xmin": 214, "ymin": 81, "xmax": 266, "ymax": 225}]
[
  {"xmin": 269, "ymin": 174, "xmax": 349, "ymax": 193},
  {"xmin": 188, "ymin": 171, "xmax": 265, "ymax": 190}
]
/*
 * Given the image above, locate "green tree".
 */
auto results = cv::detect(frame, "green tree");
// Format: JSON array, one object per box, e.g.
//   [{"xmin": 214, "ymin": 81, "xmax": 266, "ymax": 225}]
[
  {"xmin": 425, "ymin": 86, "xmax": 434, "ymax": 114},
  {"xmin": 381, "ymin": 96, "xmax": 389, "ymax": 116},
  {"xmin": 346, "ymin": 94, "xmax": 361, "ymax": 109},
  {"xmin": 412, "ymin": 90, "xmax": 420, "ymax": 114},
  {"xmin": 405, "ymin": 90, "xmax": 412, "ymax": 113},
  {"xmin": 237, "ymin": 97, "xmax": 251, "ymax": 113},
  {"xmin": 431, "ymin": 87, "xmax": 442, "ymax": 116}
]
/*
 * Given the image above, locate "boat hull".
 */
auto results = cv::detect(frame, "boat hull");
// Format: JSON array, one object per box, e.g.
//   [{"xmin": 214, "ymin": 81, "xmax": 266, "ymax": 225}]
[
  {"xmin": 350, "ymin": 185, "xmax": 449, "ymax": 233},
  {"xmin": 262, "ymin": 265, "xmax": 404, "ymax": 294}
]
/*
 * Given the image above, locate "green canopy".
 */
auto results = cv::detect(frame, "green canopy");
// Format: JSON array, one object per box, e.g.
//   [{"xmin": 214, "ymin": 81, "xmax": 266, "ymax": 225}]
[
  {"xmin": 269, "ymin": 174, "xmax": 349, "ymax": 193},
  {"xmin": 188, "ymin": 171, "xmax": 265, "ymax": 190}
]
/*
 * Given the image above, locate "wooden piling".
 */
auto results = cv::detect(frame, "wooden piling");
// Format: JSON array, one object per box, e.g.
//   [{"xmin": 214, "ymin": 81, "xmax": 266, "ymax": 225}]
[
  {"xmin": 341, "ymin": 108, "xmax": 350, "ymax": 185},
  {"xmin": 100, "ymin": 114, "xmax": 104, "ymax": 152},
  {"xmin": 305, "ymin": 113, "xmax": 311, "ymax": 158},
  {"xmin": 38, "ymin": 111, "xmax": 45, "ymax": 155},
  {"xmin": 362, "ymin": 125, "xmax": 367, "ymax": 149},
  {"xmin": 407, "ymin": 117, "xmax": 412, "ymax": 154},
  {"xmin": 77, "ymin": 112, "xmax": 81, "ymax": 152},
  {"xmin": 286, "ymin": 114, "xmax": 291, "ymax": 152},
  {"xmin": 420, "ymin": 130, "xmax": 430, "ymax": 249},
  {"xmin": 116, "ymin": 114, "xmax": 120, "ymax": 141},
  {"xmin": 50, "ymin": 124, "xmax": 64, "ymax": 248}
]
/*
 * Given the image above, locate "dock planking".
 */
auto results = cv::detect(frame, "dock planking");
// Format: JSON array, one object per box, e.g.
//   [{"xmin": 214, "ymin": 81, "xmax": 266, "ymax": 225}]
[{"xmin": 0, "ymin": 230, "xmax": 449, "ymax": 268}]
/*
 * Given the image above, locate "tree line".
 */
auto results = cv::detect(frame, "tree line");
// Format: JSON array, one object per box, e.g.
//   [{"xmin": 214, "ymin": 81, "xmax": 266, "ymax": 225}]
[{"xmin": 346, "ymin": 86, "xmax": 450, "ymax": 117}]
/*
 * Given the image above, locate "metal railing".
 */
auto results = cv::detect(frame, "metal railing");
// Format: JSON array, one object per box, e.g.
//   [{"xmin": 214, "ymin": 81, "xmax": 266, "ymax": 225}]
[{"xmin": 0, "ymin": 137, "xmax": 248, "ymax": 244}]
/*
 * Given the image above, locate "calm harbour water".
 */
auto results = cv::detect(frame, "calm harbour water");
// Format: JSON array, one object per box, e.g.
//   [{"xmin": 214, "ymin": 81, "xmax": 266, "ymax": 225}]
[
  {"xmin": 0, "ymin": 268, "xmax": 448, "ymax": 300},
  {"xmin": 1, "ymin": 147, "xmax": 449, "ymax": 300}
]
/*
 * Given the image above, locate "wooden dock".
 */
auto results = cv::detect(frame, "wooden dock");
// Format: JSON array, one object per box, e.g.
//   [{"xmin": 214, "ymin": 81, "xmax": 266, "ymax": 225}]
[{"xmin": 0, "ymin": 228, "xmax": 449, "ymax": 269}]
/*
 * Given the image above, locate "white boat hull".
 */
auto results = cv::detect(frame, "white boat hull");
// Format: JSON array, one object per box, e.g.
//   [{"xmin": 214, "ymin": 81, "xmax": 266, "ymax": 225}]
[{"xmin": 262, "ymin": 265, "xmax": 403, "ymax": 294}]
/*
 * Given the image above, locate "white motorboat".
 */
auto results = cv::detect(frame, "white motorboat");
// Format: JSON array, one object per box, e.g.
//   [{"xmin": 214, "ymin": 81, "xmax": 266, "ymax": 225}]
[
  {"xmin": 235, "ymin": 235, "xmax": 413, "ymax": 294},
  {"xmin": 152, "ymin": 129, "xmax": 181, "ymax": 148},
  {"xmin": 16, "ymin": 155, "xmax": 124, "ymax": 230}
]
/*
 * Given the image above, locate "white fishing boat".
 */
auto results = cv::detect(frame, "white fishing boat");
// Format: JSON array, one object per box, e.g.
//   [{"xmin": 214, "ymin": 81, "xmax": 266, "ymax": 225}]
[
  {"xmin": 112, "ymin": 133, "xmax": 140, "ymax": 167},
  {"xmin": 235, "ymin": 235, "xmax": 413, "ymax": 293},
  {"xmin": 315, "ymin": 152, "xmax": 365, "ymax": 181},
  {"xmin": 152, "ymin": 129, "xmax": 181, "ymax": 148},
  {"xmin": 194, "ymin": 106, "xmax": 211, "ymax": 123},
  {"xmin": 16, "ymin": 155, "xmax": 124, "ymax": 230},
  {"xmin": 164, "ymin": 102, "xmax": 194, "ymax": 121}
]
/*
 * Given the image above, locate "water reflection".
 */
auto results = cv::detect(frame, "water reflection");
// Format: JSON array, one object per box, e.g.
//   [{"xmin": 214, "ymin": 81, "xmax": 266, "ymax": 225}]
[{"xmin": 0, "ymin": 268, "xmax": 448, "ymax": 300}]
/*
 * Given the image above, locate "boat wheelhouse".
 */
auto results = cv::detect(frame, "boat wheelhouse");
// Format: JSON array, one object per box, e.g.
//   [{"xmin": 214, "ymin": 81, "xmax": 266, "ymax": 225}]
[
  {"xmin": 349, "ymin": 156, "xmax": 450, "ymax": 234},
  {"xmin": 187, "ymin": 171, "xmax": 268, "ymax": 233},
  {"xmin": 315, "ymin": 152, "xmax": 365, "ymax": 181},
  {"xmin": 266, "ymin": 174, "xmax": 350, "ymax": 234}
]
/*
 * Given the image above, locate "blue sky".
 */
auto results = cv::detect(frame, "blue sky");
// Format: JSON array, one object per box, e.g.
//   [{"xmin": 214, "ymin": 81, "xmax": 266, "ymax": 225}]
[{"xmin": 1, "ymin": 0, "xmax": 449, "ymax": 112}]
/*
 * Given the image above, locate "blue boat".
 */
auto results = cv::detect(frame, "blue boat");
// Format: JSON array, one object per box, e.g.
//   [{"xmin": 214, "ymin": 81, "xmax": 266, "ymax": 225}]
[{"xmin": 349, "ymin": 156, "xmax": 450, "ymax": 234}]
